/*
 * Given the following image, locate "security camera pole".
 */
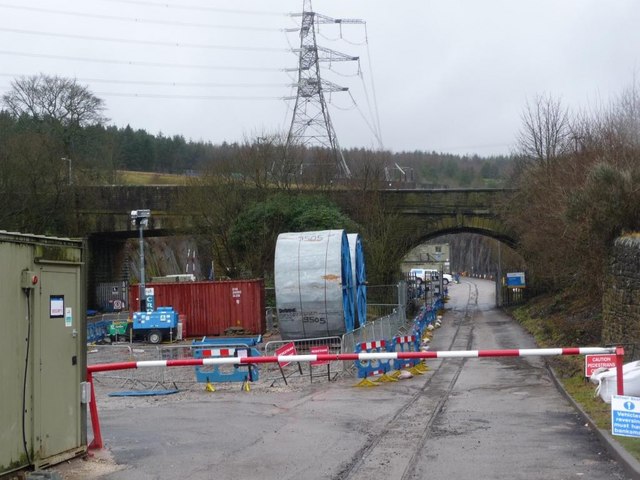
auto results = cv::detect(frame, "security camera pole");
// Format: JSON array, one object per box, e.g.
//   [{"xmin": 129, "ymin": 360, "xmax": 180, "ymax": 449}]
[{"xmin": 131, "ymin": 209, "xmax": 151, "ymax": 312}]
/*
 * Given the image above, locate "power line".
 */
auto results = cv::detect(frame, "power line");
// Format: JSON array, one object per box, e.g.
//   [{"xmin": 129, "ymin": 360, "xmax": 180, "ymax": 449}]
[
  {"xmin": 0, "ymin": 27, "xmax": 289, "ymax": 52},
  {"xmin": 0, "ymin": 85, "xmax": 284, "ymax": 101},
  {"xmin": 95, "ymin": 91, "xmax": 281, "ymax": 100},
  {"xmin": 0, "ymin": 3, "xmax": 282, "ymax": 32},
  {"xmin": 0, "ymin": 73, "xmax": 287, "ymax": 89},
  {"xmin": 0, "ymin": 50, "xmax": 285, "ymax": 72},
  {"xmin": 95, "ymin": 0, "xmax": 288, "ymax": 17},
  {"xmin": 363, "ymin": 36, "xmax": 383, "ymax": 148},
  {"xmin": 430, "ymin": 142, "xmax": 514, "ymax": 152}
]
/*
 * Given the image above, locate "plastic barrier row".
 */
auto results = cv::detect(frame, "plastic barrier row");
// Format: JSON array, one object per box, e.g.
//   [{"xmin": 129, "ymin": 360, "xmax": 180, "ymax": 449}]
[
  {"xmin": 354, "ymin": 299, "xmax": 444, "ymax": 383},
  {"xmin": 87, "ymin": 320, "xmax": 112, "ymax": 344},
  {"xmin": 193, "ymin": 346, "xmax": 261, "ymax": 384},
  {"xmin": 191, "ymin": 337, "xmax": 262, "ymax": 388}
]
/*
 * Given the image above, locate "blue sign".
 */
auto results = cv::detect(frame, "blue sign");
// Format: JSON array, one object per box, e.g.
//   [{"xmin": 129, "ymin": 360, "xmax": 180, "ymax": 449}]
[
  {"xmin": 611, "ymin": 395, "xmax": 640, "ymax": 438},
  {"xmin": 506, "ymin": 272, "xmax": 526, "ymax": 288}
]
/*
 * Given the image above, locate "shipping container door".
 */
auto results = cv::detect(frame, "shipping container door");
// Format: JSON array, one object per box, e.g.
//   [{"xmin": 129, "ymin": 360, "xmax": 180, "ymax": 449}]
[{"xmin": 35, "ymin": 266, "xmax": 82, "ymax": 460}]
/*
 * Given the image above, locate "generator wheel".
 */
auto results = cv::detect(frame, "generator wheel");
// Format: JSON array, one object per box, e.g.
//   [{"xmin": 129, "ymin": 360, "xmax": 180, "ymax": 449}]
[{"xmin": 148, "ymin": 329, "xmax": 162, "ymax": 344}]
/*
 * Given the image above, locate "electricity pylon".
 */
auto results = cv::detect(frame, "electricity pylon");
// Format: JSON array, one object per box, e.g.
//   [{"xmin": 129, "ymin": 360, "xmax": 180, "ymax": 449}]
[{"xmin": 283, "ymin": 0, "xmax": 363, "ymax": 179}]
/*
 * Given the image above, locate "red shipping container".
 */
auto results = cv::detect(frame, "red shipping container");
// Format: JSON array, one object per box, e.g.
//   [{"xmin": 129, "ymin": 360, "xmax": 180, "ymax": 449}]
[{"xmin": 129, "ymin": 279, "xmax": 266, "ymax": 337}]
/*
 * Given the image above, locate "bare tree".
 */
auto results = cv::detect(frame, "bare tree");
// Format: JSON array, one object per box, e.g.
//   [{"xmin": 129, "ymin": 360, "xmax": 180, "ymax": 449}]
[
  {"xmin": 234, "ymin": 132, "xmax": 290, "ymax": 190},
  {"xmin": 508, "ymin": 82, "xmax": 640, "ymax": 299},
  {"xmin": 349, "ymin": 149, "xmax": 389, "ymax": 191},
  {"xmin": 2, "ymin": 73, "xmax": 107, "ymax": 127},
  {"xmin": 516, "ymin": 93, "xmax": 571, "ymax": 168}
]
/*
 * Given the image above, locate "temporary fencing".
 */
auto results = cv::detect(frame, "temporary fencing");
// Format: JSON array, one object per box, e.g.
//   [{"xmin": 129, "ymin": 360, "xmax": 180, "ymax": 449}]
[
  {"xmin": 87, "ymin": 320, "xmax": 112, "ymax": 344},
  {"xmin": 263, "ymin": 336, "xmax": 343, "ymax": 384},
  {"xmin": 87, "ymin": 344, "xmax": 173, "ymax": 390},
  {"xmin": 391, "ymin": 335, "xmax": 422, "ymax": 372},
  {"xmin": 341, "ymin": 297, "xmax": 443, "ymax": 377},
  {"xmin": 341, "ymin": 309, "xmax": 406, "ymax": 356},
  {"xmin": 412, "ymin": 304, "xmax": 438, "ymax": 334},
  {"xmin": 87, "ymin": 343, "xmax": 238, "ymax": 391},
  {"xmin": 354, "ymin": 340, "xmax": 392, "ymax": 384},
  {"xmin": 87, "ymin": 312, "xmax": 131, "ymax": 344},
  {"xmin": 309, "ymin": 345, "xmax": 332, "ymax": 382},
  {"xmin": 192, "ymin": 343, "xmax": 261, "ymax": 385}
]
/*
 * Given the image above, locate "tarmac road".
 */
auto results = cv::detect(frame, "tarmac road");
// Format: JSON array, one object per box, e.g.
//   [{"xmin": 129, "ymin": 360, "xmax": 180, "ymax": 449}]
[{"xmin": 56, "ymin": 278, "xmax": 633, "ymax": 480}]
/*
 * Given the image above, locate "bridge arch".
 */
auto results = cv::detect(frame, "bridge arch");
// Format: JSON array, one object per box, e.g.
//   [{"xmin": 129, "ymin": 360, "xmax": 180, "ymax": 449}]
[
  {"xmin": 407, "ymin": 222, "xmax": 518, "ymax": 251},
  {"xmin": 374, "ymin": 188, "xmax": 518, "ymax": 251}
]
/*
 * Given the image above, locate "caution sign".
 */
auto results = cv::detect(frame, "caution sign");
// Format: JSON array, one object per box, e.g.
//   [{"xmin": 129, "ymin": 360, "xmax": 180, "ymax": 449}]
[
  {"xmin": 275, "ymin": 342, "xmax": 302, "ymax": 385},
  {"xmin": 612, "ymin": 395, "xmax": 640, "ymax": 438},
  {"xmin": 276, "ymin": 342, "xmax": 297, "ymax": 367},
  {"xmin": 310, "ymin": 345, "xmax": 330, "ymax": 366},
  {"xmin": 585, "ymin": 354, "xmax": 617, "ymax": 377}
]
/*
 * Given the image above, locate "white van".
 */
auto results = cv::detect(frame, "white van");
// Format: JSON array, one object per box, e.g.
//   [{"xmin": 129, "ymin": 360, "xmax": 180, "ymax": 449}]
[
  {"xmin": 410, "ymin": 268, "xmax": 452, "ymax": 285},
  {"xmin": 409, "ymin": 268, "xmax": 439, "ymax": 283}
]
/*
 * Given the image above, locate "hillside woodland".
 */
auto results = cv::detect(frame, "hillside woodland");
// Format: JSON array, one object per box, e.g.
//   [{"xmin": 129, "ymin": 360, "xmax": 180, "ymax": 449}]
[{"xmin": 2, "ymin": 75, "xmax": 640, "ymax": 346}]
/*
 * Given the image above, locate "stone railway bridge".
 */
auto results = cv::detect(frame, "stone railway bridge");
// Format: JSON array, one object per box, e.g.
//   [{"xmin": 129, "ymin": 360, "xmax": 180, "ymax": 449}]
[
  {"xmin": 75, "ymin": 185, "xmax": 517, "ymax": 245},
  {"xmin": 72, "ymin": 185, "xmax": 517, "ymax": 304}
]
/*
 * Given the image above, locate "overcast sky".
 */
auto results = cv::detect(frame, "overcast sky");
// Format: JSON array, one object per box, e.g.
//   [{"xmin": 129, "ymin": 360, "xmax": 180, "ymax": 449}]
[{"xmin": 1, "ymin": 0, "xmax": 638, "ymax": 156}]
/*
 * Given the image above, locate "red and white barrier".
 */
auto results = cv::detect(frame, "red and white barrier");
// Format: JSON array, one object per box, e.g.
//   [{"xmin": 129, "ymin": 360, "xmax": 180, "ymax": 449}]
[
  {"xmin": 87, "ymin": 347, "xmax": 617, "ymax": 374},
  {"xmin": 87, "ymin": 345, "xmax": 623, "ymax": 450}
]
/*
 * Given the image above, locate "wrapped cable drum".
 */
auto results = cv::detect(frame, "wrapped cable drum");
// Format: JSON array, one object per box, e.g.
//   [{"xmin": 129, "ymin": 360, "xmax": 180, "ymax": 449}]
[
  {"xmin": 275, "ymin": 230, "xmax": 354, "ymax": 340},
  {"xmin": 347, "ymin": 233, "xmax": 367, "ymax": 328}
]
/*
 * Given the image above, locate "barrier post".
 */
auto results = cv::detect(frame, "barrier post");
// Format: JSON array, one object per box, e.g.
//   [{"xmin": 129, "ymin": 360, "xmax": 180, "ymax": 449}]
[
  {"xmin": 616, "ymin": 345, "xmax": 625, "ymax": 396},
  {"xmin": 87, "ymin": 371, "xmax": 103, "ymax": 450}
]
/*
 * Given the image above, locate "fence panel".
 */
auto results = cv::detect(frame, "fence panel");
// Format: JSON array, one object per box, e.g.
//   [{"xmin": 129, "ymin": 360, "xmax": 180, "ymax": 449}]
[
  {"xmin": 262, "ymin": 336, "xmax": 344, "ymax": 384},
  {"xmin": 88, "ymin": 344, "xmax": 202, "ymax": 391},
  {"xmin": 341, "ymin": 309, "xmax": 410, "ymax": 375}
]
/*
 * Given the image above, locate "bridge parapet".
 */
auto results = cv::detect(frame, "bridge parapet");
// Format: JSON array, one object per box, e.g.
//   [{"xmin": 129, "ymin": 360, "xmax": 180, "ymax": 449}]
[
  {"xmin": 75, "ymin": 185, "xmax": 191, "ymax": 236},
  {"xmin": 73, "ymin": 186, "xmax": 516, "ymax": 245}
]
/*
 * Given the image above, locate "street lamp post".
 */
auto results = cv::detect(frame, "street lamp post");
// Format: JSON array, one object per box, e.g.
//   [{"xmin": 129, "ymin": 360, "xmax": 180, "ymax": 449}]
[
  {"xmin": 61, "ymin": 157, "xmax": 72, "ymax": 185},
  {"xmin": 497, "ymin": 241, "xmax": 503, "ymax": 307},
  {"xmin": 130, "ymin": 209, "xmax": 151, "ymax": 311}
]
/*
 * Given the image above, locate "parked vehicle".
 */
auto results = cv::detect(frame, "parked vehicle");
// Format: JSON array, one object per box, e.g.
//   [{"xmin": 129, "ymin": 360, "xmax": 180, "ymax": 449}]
[
  {"xmin": 410, "ymin": 268, "xmax": 453, "ymax": 285},
  {"xmin": 409, "ymin": 268, "xmax": 439, "ymax": 283},
  {"xmin": 132, "ymin": 306, "xmax": 180, "ymax": 344}
]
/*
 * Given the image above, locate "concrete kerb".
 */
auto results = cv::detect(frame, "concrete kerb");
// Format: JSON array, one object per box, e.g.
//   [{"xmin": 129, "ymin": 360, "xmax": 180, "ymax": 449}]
[{"xmin": 546, "ymin": 362, "xmax": 640, "ymax": 479}]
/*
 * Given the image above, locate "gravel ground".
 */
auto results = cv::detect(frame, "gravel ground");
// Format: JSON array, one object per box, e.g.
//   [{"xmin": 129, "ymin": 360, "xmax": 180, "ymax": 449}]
[{"xmin": 52, "ymin": 336, "xmax": 356, "ymax": 479}]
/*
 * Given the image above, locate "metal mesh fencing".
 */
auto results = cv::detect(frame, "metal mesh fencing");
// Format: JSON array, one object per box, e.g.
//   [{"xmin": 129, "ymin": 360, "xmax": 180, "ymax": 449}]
[
  {"xmin": 340, "ymin": 309, "xmax": 410, "ymax": 374},
  {"xmin": 88, "ymin": 343, "xmax": 202, "ymax": 391},
  {"xmin": 262, "ymin": 336, "xmax": 344, "ymax": 384},
  {"xmin": 87, "ymin": 282, "xmax": 412, "ymax": 389}
]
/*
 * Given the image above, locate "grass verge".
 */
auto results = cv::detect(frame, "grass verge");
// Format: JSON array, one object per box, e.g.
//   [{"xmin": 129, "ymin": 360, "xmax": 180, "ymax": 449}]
[{"xmin": 511, "ymin": 302, "xmax": 640, "ymax": 462}]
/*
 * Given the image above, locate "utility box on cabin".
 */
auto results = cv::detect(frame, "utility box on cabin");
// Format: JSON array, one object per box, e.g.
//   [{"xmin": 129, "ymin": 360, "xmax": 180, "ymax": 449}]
[{"xmin": 0, "ymin": 231, "xmax": 87, "ymax": 475}]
